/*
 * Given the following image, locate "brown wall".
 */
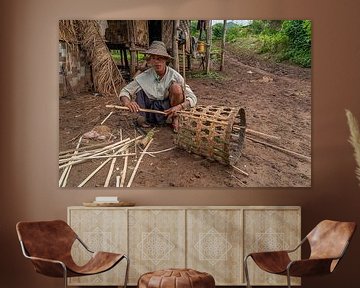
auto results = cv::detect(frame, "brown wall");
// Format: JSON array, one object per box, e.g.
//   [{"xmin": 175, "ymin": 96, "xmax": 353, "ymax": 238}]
[{"xmin": 1, "ymin": 0, "xmax": 360, "ymax": 287}]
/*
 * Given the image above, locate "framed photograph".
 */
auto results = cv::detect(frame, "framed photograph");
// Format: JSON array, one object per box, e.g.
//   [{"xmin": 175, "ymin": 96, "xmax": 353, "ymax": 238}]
[{"xmin": 59, "ymin": 20, "xmax": 311, "ymax": 188}]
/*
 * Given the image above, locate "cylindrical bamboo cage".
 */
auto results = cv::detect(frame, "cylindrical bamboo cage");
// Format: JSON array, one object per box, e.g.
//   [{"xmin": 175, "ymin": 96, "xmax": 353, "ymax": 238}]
[{"xmin": 175, "ymin": 105, "xmax": 246, "ymax": 165}]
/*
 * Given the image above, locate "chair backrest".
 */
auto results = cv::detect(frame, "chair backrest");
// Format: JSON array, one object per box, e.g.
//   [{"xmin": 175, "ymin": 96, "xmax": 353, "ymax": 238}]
[
  {"xmin": 16, "ymin": 220, "xmax": 77, "ymax": 261},
  {"xmin": 306, "ymin": 220, "xmax": 356, "ymax": 268}
]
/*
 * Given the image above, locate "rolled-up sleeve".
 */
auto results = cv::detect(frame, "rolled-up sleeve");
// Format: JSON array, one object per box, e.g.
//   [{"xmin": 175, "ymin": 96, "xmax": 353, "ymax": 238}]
[
  {"xmin": 184, "ymin": 84, "xmax": 197, "ymax": 107},
  {"xmin": 119, "ymin": 80, "xmax": 141, "ymax": 100}
]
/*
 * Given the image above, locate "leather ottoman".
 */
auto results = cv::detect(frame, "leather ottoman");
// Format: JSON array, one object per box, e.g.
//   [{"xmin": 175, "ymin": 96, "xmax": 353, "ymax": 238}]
[{"xmin": 138, "ymin": 268, "xmax": 215, "ymax": 288}]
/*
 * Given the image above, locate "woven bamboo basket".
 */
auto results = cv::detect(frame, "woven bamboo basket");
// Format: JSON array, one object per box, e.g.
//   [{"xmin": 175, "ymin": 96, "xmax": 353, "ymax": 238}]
[{"xmin": 175, "ymin": 105, "xmax": 246, "ymax": 165}]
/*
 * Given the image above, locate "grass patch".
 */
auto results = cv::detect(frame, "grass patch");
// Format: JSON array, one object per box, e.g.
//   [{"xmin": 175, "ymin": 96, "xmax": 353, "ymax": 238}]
[{"xmin": 187, "ymin": 70, "xmax": 226, "ymax": 81}]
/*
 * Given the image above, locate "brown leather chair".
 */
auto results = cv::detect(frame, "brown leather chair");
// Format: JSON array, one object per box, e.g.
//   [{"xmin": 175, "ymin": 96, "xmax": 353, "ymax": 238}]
[
  {"xmin": 16, "ymin": 220, "xmax": 129, "ymax": 288},
  {"xmin": 244, "ymin": 220, "xmax": 356, "ymax": 288}
]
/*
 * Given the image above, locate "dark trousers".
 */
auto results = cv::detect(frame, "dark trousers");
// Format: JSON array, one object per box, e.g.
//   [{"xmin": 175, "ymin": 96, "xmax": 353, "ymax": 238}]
[{"xmin": 135, "ymin": 90, "xmax": 170, "ymax": 124}]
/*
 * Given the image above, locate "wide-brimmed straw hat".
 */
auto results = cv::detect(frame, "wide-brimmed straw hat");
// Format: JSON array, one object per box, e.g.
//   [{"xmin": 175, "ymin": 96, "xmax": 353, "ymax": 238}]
[{"xmin": 145, "ymin": 41, "xmax": 172, "ymax": 59}]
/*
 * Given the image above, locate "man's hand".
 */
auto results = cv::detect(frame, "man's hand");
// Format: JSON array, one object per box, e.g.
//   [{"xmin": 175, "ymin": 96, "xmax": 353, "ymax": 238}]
[
  {"xmin": 125, "ymin": 101, "xmax": 141, "ymax": 113},
  {"xmin": 120, "ymin": 96, "xmax": 140, "ymax": 113},
  {"xmin": 164, "ymin": 104, "xmax": 182, "ymax": 117}
]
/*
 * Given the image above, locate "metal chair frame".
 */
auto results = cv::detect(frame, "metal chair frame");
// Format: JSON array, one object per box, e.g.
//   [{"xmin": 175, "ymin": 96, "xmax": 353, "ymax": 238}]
[
  {"xmin": 244, "ymin": 221, "xmax": 355, "ymax": 288},
  {"xmin": 17, "ymin": 221, "xmax": 129, "ymax": 288}
]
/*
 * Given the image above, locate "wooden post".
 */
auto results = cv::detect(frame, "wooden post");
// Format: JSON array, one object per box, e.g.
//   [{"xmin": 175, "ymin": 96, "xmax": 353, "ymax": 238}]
[
  {"xmin": 205, "ymin": 20, "xmax": 212, "ymax": 74},
  {"xmin": 129, "ymin": 20, "xmax": 137, "ymax": 78},
  {"xmin": 220, "ymin": 20, "xmax": 227, "ymax": 71},
  {"xmin": 172, "ymin": 20, "xmax": 180, "ymax": 72}
]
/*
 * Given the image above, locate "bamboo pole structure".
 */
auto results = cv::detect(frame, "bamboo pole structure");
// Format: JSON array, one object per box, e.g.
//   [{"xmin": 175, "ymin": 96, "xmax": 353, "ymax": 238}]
[
  {"xmin": 129, "ymin": 20, "xmax": 137, "ymax": 77},
  {"xmin": 182, "ymin": 44, "xmax": 186, "ymax": 80},
  {"xmin": 173, "ymin": 20, "xmax": 180, "ymax": 72},
  {"xmin": 220, "ymin": 20, "xmax": 227, "ymax": 71},
  {"xmin": 205, "ymin": 20, "xmax": 212, "ymax": 74}
]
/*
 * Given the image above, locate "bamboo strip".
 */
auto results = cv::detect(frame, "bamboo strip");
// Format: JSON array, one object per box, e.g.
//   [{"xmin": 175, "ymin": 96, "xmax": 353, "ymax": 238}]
[
  {"xmin": 59, "ymin": 137, "xmax": 135, "ymax": 166},
  {"xmin": 120, "ymin": 149, "xmax": 129, "ymax": 188},
  {"xmin": 127, "ymin": 139, "xmax": 153, "ymax": 187},
  {"xmin": 59, "ymin": 137, "xmax": 141, "ymax": 169},
  {"xmin": 246, "ymin": 136, "xmax": 311, "ymax": 161},
  {"xmin": 104, "ymin": 157, "xmax": 117, "ymax": 187},
  {"xmin": 59, "ymin": 136, "xmax": 82, "ymax": 187},
  {"xmin": 116, "ymin": 175, "xmax": 121, "ymax": 187},
  {"xmin": 100, "ymin": 111, "xmax": 113, "ymax": 125},
  {"xmin": 230, "ymin": 164, "xmax": 249, "ymax": 177},
  {"xmin": 144, "ymin": 146, "xmax": 176, "ymax": 155}
]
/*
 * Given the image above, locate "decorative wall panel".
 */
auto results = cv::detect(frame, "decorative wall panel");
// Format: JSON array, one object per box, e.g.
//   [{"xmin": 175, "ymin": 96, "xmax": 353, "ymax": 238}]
[
  {"xmin": 128, "ymin": 209, "xmax": 186, "ymax": 283},
  {"xmin": 67, "ymin": 208, "xmax": 128, "ymax": 285},
  {"xmin": 243, "ymin": 208, "xmax": 301, "ymax": 285}
]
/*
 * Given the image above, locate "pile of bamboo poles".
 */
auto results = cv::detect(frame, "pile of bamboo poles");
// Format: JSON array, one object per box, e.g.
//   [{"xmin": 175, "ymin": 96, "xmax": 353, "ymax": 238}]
[{"xmin": 59, "ymin": 132, "xmax": 153, "ymax": 188}]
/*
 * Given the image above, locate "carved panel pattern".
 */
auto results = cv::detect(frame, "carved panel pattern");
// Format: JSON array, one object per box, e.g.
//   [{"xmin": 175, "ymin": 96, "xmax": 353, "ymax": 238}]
[
  {"xmin": 187, "ymin": 209, "xmax": 242, "ymax": 285},
  {"xmin": 128, "ymin": 209, "xmax": 186, "ymax": 284},
  {"xmin": 68, "ymin": 208, "xmax": 127, "ymax": 285},
  {"xmin": 68, "ymin": 206, "xmax": 300, "ymax": 286},
  {"xmin": 244, "ymin": 209, "xmax": 301, "ymax": 286}
]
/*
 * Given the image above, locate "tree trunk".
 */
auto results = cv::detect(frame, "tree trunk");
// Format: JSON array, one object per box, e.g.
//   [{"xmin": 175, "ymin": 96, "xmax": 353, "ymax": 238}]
[{"xmin": 205, "ymin": 20, "xmax": 212, "ymax": 74}]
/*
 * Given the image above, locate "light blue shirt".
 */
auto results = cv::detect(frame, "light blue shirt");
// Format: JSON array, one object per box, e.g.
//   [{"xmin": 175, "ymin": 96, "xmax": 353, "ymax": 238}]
[{"xmin": 119, "ymin": 66, "xmax": 197, "ymax": 107}]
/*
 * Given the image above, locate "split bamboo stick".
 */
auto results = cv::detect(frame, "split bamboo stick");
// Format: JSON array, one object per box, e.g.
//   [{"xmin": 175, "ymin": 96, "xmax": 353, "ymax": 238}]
[
  {"xmin": 78, "ymin": 146, "xmax": 125, "ymax": 188},
  {"xmin": 59, "ymin": 136, "xmax": 82, "ymax": 187},
  {"xmin": 127, "ymin": 139, "xmax": 154, "ymax": 187},
  {"xmin": 104, "ymin": 157, "xmax": 117, "ymax": 187},
  {"xmin": 101, "ymin": 111, "xmax": 113, "ymax": 125},
  {"xmin": 246, "ymin": 136, "xmax": 311, "ymax": 161},
  {"xmin": 120, "ymin": 149, "xmax": 129, "ymax": 188},
  {"xmin": 230, "ymin": 164, "xmax": 249, "ymax": 177},
  {"xmin": 106, "ymin": 104, "xmax": 167, "ymax": 115},
  {"xmin": 59, "ymin": 137, "xmax": 141, "ymax": 169}
]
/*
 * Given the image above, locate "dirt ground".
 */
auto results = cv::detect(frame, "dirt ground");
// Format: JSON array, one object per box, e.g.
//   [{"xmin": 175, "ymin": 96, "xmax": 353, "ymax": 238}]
[{"xmin": 59, "ymin": 46, "xmax": 311, "ymax": 188}]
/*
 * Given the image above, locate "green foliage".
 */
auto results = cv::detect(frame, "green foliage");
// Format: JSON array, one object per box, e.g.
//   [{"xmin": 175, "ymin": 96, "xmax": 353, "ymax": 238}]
[
  {"xmin": 189, "ymin": 20, "xmax": 311, "ymax": 69},
  {"xmin": 212, "ymin": 23, "xmax": 224, "ymax": 40},
  {"xmin": 281, "ymin": 20, "xmax": 311, "ymax": 67},
  {"xmin": 232, "ymin": 20, "xmax": 311, "ymax": 67},
  {"xmin": 258, "ymin": 33, "xmax": 288, "ymax": 54}
]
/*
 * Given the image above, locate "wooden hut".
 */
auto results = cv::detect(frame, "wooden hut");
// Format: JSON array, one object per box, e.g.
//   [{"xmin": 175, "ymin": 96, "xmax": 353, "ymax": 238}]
[
  {"xmin": 104, "ymin": 20, "xmax": 191, "ymax": 77},
  {"xmin": 58, "ymin": 20, "xmax": 193, "ymax": 97}
]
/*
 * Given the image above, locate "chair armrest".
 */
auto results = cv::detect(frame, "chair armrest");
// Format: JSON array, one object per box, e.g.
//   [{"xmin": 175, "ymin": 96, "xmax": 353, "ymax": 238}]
[
  {"xmin": 76, "ymin": 236, "xmax": 94, "ymax": 253},
  {"xmin": 287, "ymin": 257, "xmax": 336, "ymax": 277}
]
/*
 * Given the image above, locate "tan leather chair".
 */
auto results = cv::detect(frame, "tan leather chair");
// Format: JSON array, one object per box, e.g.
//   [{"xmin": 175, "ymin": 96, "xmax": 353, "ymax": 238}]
[
  {"xmin": 244, "ymin": 220, "xmax": 356, "ymax": 288},
  {"xmin": 16, "ymin": 220, "xmax": 129, "ymax": 288}
]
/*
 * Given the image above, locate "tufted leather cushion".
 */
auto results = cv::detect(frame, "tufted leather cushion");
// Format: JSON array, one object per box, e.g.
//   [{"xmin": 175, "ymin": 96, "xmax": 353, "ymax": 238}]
[{"xmin": 138, "ymin": 268, "xmax": 215, "ymax": 288}]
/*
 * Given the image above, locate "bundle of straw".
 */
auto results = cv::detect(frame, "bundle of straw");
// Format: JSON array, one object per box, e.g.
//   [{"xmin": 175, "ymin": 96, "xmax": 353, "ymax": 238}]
[
  {"xmin": 79, "ymin": 20, "xmax": 124, "ymax": 97},
  {"xmin": 346, "ymin": 109, "xmax": 360, "ymax": 186},
  {"xmin": 58, "ymin": 20, "xmax": 125, "ymax": 97},
  {"xmin": 59, "ymin": 20, "xmax": 79, "ymax": 44}
]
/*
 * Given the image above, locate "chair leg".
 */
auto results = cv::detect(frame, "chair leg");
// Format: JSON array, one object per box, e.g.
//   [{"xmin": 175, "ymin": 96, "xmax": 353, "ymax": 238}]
[
  {"xmin": 61, "ymin": 264, "xmax": 68, "ymax": 288},
  {"xmin": 244, "ymin": 255, "xmax": 252, "ymax": 288},
  {"xmin": 286, "ymin": 269, "xmax": 292, "ymax": 288},
  {"xmin": 123, "ymin": 255, "xmax": 130, "ymax": 288}
]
